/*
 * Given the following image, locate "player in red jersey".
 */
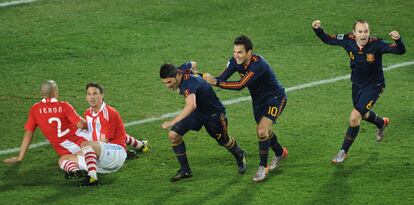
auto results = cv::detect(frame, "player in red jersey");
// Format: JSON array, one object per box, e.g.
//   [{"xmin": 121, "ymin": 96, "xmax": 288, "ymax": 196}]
[
  {"xmin": 3, "ymin": 80, "xmax": 88, "ymax": 178},
  {"xmin": 75, "ymin": 83, "xmax": 135, "ymax": 186}
]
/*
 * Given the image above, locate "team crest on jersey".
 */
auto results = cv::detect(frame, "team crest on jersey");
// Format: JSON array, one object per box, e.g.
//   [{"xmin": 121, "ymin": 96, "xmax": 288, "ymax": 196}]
[
  {"xmin": 366, "ymin": 53, "xmax": 375, "ymax": 62},
  {"xmin": 349, "ymin": 51, "xmax": 355, "ymax": 60},
  {"xmin": 337, "ymin": 34, "xmax": 344, "ymax": 40}
]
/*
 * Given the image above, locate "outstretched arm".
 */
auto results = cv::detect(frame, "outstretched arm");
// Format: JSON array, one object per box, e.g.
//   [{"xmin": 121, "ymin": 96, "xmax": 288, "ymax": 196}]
[
  {"xmin": 203, "ymin": 61, "xmax": 238, "ymax": 87},
  {"xmin": 215, "ymin": 70, "xmax": 256, "ymax": 90},
  {"xmin": 312, "ymin": 20, "xmax": 344, "ymax": 46},
  {"xmin": 379, "ymin": 31, "xmax": 406, "ymax": 54},
  {"xmin": 3, "ymin": 130, "xmax": 34, "ymax": 164}
]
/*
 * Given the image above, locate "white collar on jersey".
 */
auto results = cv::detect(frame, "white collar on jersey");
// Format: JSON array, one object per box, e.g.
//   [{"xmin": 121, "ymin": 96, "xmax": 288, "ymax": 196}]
[
  {"xmin": 92, "ymin": 101, "xmax": 106, "ymax": 117},
  {"xmin": 41, "ymin": 98, "xmax": 58, "ymax": 103}
]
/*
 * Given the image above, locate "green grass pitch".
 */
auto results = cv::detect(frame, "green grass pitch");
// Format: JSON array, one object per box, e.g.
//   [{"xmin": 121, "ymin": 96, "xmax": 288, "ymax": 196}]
[{"xmin": 1, "ymin": 0, "xmax": 413, "ymax": 204}]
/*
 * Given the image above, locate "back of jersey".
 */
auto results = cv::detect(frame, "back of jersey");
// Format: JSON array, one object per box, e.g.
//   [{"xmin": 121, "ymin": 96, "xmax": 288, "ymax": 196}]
[{"xmin": 25, "ymin": 98, "xmax": 81, "ymax": 147}]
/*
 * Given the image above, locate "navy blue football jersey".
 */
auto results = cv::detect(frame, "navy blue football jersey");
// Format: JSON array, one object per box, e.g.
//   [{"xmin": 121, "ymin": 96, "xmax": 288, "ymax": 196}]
[
  {"xmin": 314, "ymin": 28, "xmax": 406, "ymax": 88},
  {"xmin": 179, "ymin": 74, "xmax": 225, "ymax": 116},
  {"xmin": 215, "ymin": 54, "xmax": 285, "ymax": 105}
]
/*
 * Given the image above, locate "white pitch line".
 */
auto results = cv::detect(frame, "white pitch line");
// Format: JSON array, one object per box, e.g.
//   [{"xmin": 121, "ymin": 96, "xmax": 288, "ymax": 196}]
[
  {"xmin": 1, "ymin": 60, "xmax": 413, "ymax": 155},
  {"xmin": 0, "ymin": 0, "xmax": 37, "ymax": 7}
]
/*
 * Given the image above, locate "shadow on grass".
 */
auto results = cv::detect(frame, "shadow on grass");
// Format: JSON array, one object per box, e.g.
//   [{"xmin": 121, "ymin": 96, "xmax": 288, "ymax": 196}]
[
  {"xmin": 35, "ymin": 171, "xmax": 119, "ymax": 204},
  {"xmin": 305, "ymin": 152, "xmax": 379, "ymax": 205},
  {"xmin": 0, "ymin": 162, "xmax": 58, "ymax": 192},
  {"xmin": 0, "ymin": 163, "xmax": 23, "ymax": 192}
]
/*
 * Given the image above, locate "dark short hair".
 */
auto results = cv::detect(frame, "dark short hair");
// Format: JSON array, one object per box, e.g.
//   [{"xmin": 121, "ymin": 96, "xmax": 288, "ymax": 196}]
[
  {"xmin": 160, "ymin": 63, "xmax": 178, "ymax": 79},
  {"xmin": 234, "ymin": 35, "xmax": 253, "ymax": 52},
  {"xmin": 86, "ymin": 83, "xmax": 104, "ymax": 94},
  {"xmin": 353, "ymin": 19, "xmax": 369, "ymax": 30}
]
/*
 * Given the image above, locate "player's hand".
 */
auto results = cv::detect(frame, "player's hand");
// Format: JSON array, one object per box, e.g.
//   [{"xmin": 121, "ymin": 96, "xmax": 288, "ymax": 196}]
[
  {"xmin": 389, "ymin": 31, "xmax": 400, "ymax": 40},
  {"xmin": 312, "ymin": 20, "xmax": 321, "ymax": 29},
  {"xmin": 202, "ymin": 73, "xmax": 217, "ymax": 85},
  {"xmin": 3, "ymin": 156, "xmax": 21, "ymax": 164},
  {"xmin": 162, "ymin": 121, "xmax": 174, "ymax": 130}
]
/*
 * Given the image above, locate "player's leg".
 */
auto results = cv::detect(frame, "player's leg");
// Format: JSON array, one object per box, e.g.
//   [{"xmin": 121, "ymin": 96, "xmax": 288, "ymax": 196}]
[
  {"xmin": 167, "ymin": 131, "xmax": 192, "ymax": 182},
  {"xmin": 58, "ymin": 154, "xmax": 86, "ymax": 179},
  {"xmin": 93, "ymin": 143, "xmax": 127, "ymax": 174},
  {"xmin": 125, "ymin": 133, "xmax": 149, "ymax": 152},
  {"xmin": 79, "ymin": 141, "xmax": 102, "ymax": 185},
  {"xmin": 253, "ymin": 116, "xmax": 273, "ymax": 182},
  {"xmin": 168, "ymin": 112, "xmax": 201, "ymax": 182},
  {"xmin": 203, "ymin": 113, "xmax": 246, "ymax": 174},
  {"xmin": 267, "ymin": 96, "xmax": 288, "ymax": 171},
  {"xmin": 333, "ymin": 108, "xmax": 362, "ymax": 164},
  {"xmin": 360, "ymin": 87, "xmax": 389, "ymax": 141},
  {"xmin": 333, "ymin": 86, "xmax": 362, "ymax": 164}
]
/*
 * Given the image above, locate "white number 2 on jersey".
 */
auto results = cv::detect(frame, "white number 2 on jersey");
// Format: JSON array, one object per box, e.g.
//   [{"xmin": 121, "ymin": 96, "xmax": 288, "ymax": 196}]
[{"xmin": 48, "ymin": 117, "xmax": 70, "ymax": 138}]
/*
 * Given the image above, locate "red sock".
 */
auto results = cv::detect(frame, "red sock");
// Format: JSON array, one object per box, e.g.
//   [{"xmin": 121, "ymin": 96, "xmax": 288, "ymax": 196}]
[
  {"xmin": 126, "ymin": 134, "xmax": 143, "ymax": 149},
  {"xmin": 60, "ymin": 160, "xmax": 79, "ymax": 172},
  {"xmin": 82, "ymin": 146, "xmax": 98, "ymax": 179}
]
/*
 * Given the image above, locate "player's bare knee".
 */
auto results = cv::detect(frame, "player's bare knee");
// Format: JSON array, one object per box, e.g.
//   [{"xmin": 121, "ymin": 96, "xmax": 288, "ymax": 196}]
[
  {"xmin": 58, "ymin": 157, "xmax": 65, "ymax": 165},
  {"xmin": 349, "ymin": 116, "xmax": 361, "ymax": 127},
  {"xmin": 257, "ymin": 128, "xmax": 270, "ymax": 141},
  {"xmin": 168, "ymin": 131, "xmax": 182, "ymax": 144}
]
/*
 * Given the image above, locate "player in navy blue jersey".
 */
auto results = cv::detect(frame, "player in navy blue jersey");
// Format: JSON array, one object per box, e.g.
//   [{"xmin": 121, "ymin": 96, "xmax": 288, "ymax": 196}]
[
  {"xmin": 203, "ymin": 35, "xmax": 288, "ymax": 182},
  {"xmin": 160, "ymin": 63, "xmax": 246, "ymax": 182},
  {"xmin": 312, "ymin": 19, "xmax": 406, "ymax": 164}
]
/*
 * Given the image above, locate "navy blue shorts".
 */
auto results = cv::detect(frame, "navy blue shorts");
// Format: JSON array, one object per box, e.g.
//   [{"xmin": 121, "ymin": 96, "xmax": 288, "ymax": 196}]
[
  {"xmin": 253, "ymin": 95, "xmax": 287, "ymax": 123},
  {"xmin": 171, "ymin": 112, "xmax": 229, "ymax": 140},
  {"xmin": 352, "ymin": 85, "xmax": 384, "ymax": 116}
]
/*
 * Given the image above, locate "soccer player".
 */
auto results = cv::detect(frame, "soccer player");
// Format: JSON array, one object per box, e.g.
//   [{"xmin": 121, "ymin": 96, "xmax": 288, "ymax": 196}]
[
  {"xmin": 160, "ymin": 63, "xmax": 247, "ymax": 182},
  {"xmin": 73, "ymin": 83, "xmax": 135, "ymax": 186},
  {"xmin": 60, "ymin": 83, "xmax": 149, "ymax": 186},
  {"xmin": 203, "ymin": 35, "xmax": 288, "ymax": 182},
  {"xmin": 3, "ymin": 80, "xmax": 88, "ymax": 179},
  {"xmin": 311, "ymin": 19, "xmax": 406, "ymax": 163}
]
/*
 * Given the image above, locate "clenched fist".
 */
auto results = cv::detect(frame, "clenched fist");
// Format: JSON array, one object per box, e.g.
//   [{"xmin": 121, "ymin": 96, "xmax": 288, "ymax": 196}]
[{"xmin": 312, "ymin": 20, "xmax": 321, "ymax": 29}]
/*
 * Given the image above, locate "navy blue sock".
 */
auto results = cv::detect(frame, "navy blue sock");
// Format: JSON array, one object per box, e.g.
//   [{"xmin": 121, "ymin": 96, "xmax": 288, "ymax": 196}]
[
  {"xmin": 341, "ymin": 126, "xmax": 360, "ymax": 153},
  {"xmin": 364, "ymin": 111, "xmax": 384, "ymax": 129},
  {"xmin": 259, "ymin": 139, "xmax": 270, "ymax": 167},
  {"xmin": 172, "ymin": 141, "xmax": 190, "ymax": 173},
  {"xmin": 269, "ymin": 133, "xmax": 283, "ymax": 156},
  {"xmin": 228, "ymin": 141, "xmax": 243, "ymax": 158}
]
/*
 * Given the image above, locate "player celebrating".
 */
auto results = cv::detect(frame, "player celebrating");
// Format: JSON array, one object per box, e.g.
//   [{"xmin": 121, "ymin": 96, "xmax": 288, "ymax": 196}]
[
  {"xmin": 312, "ymin": 19, "xmax": 406, "ymax": 163},
  {"xmin": 160, "ymin": 63, "xmax": 247, "ymax": 182},
  {"xmin": 203, "ymin": 35, "xmax": 288, "ymax": 182},
  {"xmin": 3, "ymin": 80, "xmax": 88, "ymax": 179}
]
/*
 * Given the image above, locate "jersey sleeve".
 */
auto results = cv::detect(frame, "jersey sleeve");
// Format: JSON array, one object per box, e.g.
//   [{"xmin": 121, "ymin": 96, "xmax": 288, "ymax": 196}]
[
  {"xmin": 24, "ymin": 106, "xmax": 37, "ymax": 132},
  {"xmin": 215, "ymin": 59, "xmax": 237, "ymax": 82},
  {"xmin": 62, "ymin": 102, "xmax": 82, "ymax": 126},
  {"xmin": 313, "ymin": 28, "xmax": 346, "ymax": 47},
  {"xmin": 216, "ymin": 62, "xmax": 265, "ymax": 91},
  {"xmin": 178, "ymin": 62, "xmax": 193, "ymax": 73},
  {"xmin": 378, "ymin": 38, "xmax": 406, "ymax": 55}
]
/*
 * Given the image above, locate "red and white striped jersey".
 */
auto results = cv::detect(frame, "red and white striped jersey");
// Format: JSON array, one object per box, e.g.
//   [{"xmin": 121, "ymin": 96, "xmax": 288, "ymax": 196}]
[{"xmin": 84, "ymin": 102, "xmax": 126, "ymax": 149}]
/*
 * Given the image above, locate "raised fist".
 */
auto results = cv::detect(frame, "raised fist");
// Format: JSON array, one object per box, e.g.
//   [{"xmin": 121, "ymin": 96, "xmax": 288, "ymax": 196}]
[
  {"xmin": 312, "ymin": 20, "xmax": 321, "ymax": 29},
  {"xmin": 389, "ymin": 31, "xmax": 400, "ymax": 40}
]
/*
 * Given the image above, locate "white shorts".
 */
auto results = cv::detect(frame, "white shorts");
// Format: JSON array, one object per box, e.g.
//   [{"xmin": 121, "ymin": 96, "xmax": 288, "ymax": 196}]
[{"xmin": 77, "ymin": 142, "xmax": 127, "ymax": 173}]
